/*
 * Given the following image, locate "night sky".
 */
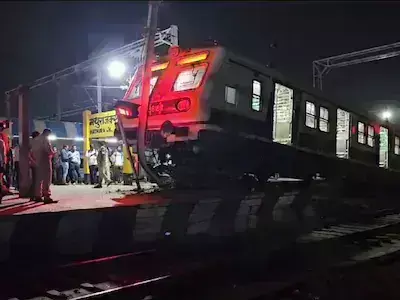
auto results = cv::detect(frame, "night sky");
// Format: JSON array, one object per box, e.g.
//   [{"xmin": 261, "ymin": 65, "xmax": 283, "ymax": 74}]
[{"xmin": 1, "ymin": 2, "xmax": 400, "ymax": 122}]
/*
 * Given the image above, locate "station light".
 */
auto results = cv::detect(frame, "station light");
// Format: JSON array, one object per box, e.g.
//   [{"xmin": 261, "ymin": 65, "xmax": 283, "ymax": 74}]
[
  {"xmin": 107, "ymin": 60, "xmax": 126, "ymax": 79},
  {"xmin": 74, "ymin": 137, "xmax": 84, "ymax": 142},
  {"xmin": 381, "ymin": 110, "xmax": 392, "ymax": 121},
  {"xmin": 48, "ymin": 134, "xmax": 57, "ymax": 141}
]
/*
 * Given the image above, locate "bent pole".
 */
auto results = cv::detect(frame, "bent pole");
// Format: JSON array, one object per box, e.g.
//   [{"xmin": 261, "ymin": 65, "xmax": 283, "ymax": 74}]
[
  {"xmin": 136, "ymin": 1, "xmax": 165, "ymax": 187},
  {"xmin": 116, "ymin": 112, "xmax": 142, "ymax": 191}
]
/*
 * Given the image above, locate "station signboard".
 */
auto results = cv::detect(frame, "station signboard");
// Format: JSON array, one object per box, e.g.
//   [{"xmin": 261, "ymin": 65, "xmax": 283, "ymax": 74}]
[{"xmin": 89, "ymin": 110, "xmax": 117, "ymax": 138}]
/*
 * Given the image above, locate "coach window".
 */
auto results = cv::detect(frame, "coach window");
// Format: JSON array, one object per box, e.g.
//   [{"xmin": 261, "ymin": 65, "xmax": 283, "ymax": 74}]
[
  {"xmin": 367, "ymin": 125, "xmax": 374, "ymax": 147},
  {"xmin": 305, "ymin": 101, "xmax": 316, "ymax": 128},
  {"xmin": 319, "ymin": 106, "xmax": 329, "ymax": 132},
  {"xmin": 395, "ymin": 136, "xmax": 400, "ymax": 155},
  {"xmin": 357, "ymin": 122, "xmax": 366, "ymax": 144},
  {"xmin": 251, "ymin": 80, "xmax": 262, "ymax": 111},
  {"xmin": 225, "ymin": 86, "xmax": 237, "ymax": 105}
]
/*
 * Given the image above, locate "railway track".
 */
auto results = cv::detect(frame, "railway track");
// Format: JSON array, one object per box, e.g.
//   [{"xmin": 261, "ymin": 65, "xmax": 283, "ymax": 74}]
[
  {"xmin": 5, "ymin": 210, "xmax": 400, "ymax": 300},
  {"xmin": 208, "ymin": 211, "xmax": 400, "ymax": 300},
  {"xmin": 1, "ymin": 242, "xmax": 239, "ymax": 300}
]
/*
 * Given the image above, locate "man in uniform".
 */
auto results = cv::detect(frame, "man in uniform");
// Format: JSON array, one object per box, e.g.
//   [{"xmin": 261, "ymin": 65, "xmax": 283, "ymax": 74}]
[
  {"xmin": 31, "ymin": 129, "xmax": 57, "ymax": 203},
  {"xmin": 94, "ymin": 142, "xmax": 112, "ymax": 188},
  {"xmin": 0, "ymin": 128, "xmax": 11, "ymax": 195}
]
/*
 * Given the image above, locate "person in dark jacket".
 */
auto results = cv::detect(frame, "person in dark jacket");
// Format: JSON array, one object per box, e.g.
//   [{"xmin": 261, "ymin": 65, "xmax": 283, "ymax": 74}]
[
  {"xmin": 12, "ymin": 143, "xmax": 20, "ymax": 190},
  {"xmin": 52, "ymin": 146, "xmax": 60, "ymax": 184},
  {"xmin": 29, "ymin": 131, "xmax": 40, "ymax": 201},
  {"xmin": 60, "ymin": 144, "xmax": 70, "ymax": 185}
]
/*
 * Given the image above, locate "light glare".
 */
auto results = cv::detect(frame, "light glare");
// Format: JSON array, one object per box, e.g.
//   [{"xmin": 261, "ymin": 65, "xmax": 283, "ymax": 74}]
[
  {"xmin": 105, "ymin": 137, "xmax": 118, "ymax": 144},
  {"xmin": 382, "ymin": 110, "xmax": 392, "ymax": 120},
  {"xmin": 108, "ymin": 61, "xmax": 126, "ymax": 79}
]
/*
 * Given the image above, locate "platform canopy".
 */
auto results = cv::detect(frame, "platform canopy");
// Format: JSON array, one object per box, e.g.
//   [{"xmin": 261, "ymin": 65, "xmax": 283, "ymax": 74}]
[{"xmin": 0, "ymin": 118, "xmax": 83, "ymax": 140}]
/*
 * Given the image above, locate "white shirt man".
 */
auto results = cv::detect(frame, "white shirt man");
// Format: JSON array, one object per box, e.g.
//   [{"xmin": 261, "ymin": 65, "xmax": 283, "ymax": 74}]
[
  {"xmin": 86, "ymin": 147, "xmax": 98, "ymax": 185},
  {"xmin": 86, "ymin": 149, "xmax": 98, "ymax": 167},
  {"xmin": 111, "ymin": 150, "xmax": 124, "ymax": 167},
  {"xmin": 12, "ymin": 145, "xmax": 19, "ymax": 163}
]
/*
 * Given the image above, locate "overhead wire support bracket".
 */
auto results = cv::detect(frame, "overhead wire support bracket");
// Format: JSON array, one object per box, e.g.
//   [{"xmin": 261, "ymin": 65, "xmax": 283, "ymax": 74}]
[
  {"xmin": 5, "ymin": 25, "xmax": 178, "ymax": 94},
  {"xmin": 312, "ymin": 41, "xmax": 400, "ymax": 90}
]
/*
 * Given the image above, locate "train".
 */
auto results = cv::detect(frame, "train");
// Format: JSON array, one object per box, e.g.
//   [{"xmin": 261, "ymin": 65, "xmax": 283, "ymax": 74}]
[{"xmin": 115, "ymin": 45, "xmax": 400, "ymax": 194}]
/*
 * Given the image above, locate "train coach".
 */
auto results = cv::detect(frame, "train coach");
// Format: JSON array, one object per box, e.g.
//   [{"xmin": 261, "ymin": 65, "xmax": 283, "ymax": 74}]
[{"xmin": 115, "ymin": 46, "xmax": 400, "ymax": 194}]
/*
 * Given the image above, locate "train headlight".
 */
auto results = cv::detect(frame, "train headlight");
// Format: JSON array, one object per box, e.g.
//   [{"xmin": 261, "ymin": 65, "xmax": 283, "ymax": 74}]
[
  {"xmin": 117, "ymin": 107, "xmax": 132, "ymax": 117},
  {"xmin": 176, "ymin": 98, "xmax": 191, "ymax": 112},
  {"xmin": 115, "ymin": 100, "xmax": 140, "ymax": 119}
]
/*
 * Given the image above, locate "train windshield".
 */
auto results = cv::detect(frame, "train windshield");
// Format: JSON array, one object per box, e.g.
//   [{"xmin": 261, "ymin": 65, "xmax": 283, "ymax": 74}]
[
  {"xmin": 173, "ymin": 64, "xmax": 207, "ymax": 92},
  {"xmin": 129, "ymin": 76, "xmax": 158, "ymax": 99},
  {"xmin": 124, "ymin": 62, "xmax": 169, "ymax": 101}
]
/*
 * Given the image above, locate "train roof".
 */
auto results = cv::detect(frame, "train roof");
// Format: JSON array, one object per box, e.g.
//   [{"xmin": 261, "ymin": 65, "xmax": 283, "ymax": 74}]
[
  {"xmin": 221, "ymin": 47, "xmax": 399, "ymax": 132},
  {"xmin": 159, "ymin": 45, "xmax": 398, "ymax": 132}
]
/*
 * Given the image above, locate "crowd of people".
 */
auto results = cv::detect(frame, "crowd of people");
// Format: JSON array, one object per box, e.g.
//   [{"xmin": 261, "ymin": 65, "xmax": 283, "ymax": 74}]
[
  {"xmin": 0, "ymin": 128, "xmax": 125, "ymax": 203},
  {"xmin": 82, "ymin": 143, "xmax": 124, "ymax": 188}
]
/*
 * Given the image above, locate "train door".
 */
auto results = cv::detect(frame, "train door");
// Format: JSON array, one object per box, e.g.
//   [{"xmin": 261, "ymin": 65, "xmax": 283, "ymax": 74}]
[
  {"xmin": 379, "ymin": 126, "xmax": 389, "ymax": 168},
  {"xmin": 336, "ymin": 108, "xmax": 350, "ymax": 159},
  {"xmin": 273, "ymin": 83, "xmax": 294, "ymax": 145}
]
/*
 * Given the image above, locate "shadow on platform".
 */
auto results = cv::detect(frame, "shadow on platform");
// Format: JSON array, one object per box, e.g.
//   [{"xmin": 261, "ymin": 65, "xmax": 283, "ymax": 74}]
[{"xmin": 0, "ymin": 202, "xmax": 44, "ymax": 216}]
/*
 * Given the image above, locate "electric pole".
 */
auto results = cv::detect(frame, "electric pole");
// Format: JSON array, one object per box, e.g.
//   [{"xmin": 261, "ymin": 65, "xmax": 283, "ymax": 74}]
[
  {"xmin": 96, "ymin": 67, "xmax": 102, "ymax": 113},
  {"xmin": 136, "ymin": 1, "xmax": 164, "ymax": 186}
]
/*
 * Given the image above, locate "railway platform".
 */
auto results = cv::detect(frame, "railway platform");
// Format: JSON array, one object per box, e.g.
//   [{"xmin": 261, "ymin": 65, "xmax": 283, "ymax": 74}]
[
  {"xmin": 0, "ymin": 183, "xmax": 158, "ymax": 215},
  {"xmin": 0, "ymin": 178, "xmax": 341, "ymax": 264}
]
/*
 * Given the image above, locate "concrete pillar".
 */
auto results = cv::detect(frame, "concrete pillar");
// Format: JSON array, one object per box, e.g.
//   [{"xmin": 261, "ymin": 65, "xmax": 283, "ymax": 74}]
[
  {"xmin": 5, "ymin": 93, "xmax": 12, "ymax": 143},
  {"xmin": 18, "ymin": 85, "xmax": 30, "ymax": 197}
]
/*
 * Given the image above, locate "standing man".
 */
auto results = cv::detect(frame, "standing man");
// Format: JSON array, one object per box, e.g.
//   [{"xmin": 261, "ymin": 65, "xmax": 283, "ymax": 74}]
[
  {"xmin": 60, "ymin": 145, "xmax": 69, "ymax": 185},
  {"xmin": 86, "ymin": 144, "xmax": 98, "ymax": 184},
  {"xmin": 29, "ymin": 131, "xmax": 40, "ymax": 200},
  {"xmin": 0, "ymin": 128, "xmax": 10, "ymax": 166},
  {"xmin": 31, "ymin": 129, "xmax": 56, "ymax": 203},
  {"xmin": 111, "ymin": 146, "xmax": 124, "ymax": 183},
  {"xmin": 52, "ymin": 146, "xmax": 60, "ymax": 184},
  {"xmin": 69, "ymin": 145, "xmax": 81, "ymax": 184},
  {"xmin": 12, "ymin": 143, "xmax": 20, "ymax": 190},
  {"xmin": 94, "ymin": 142, "xmax": 112, "ymax": 188},
  {"xmin": 0, "ymin": 129, "xmax": 11, "ymax": 195},
  {"xmin": 0, "ymin": 136, "xmax": 6, "ymax": 203}
]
